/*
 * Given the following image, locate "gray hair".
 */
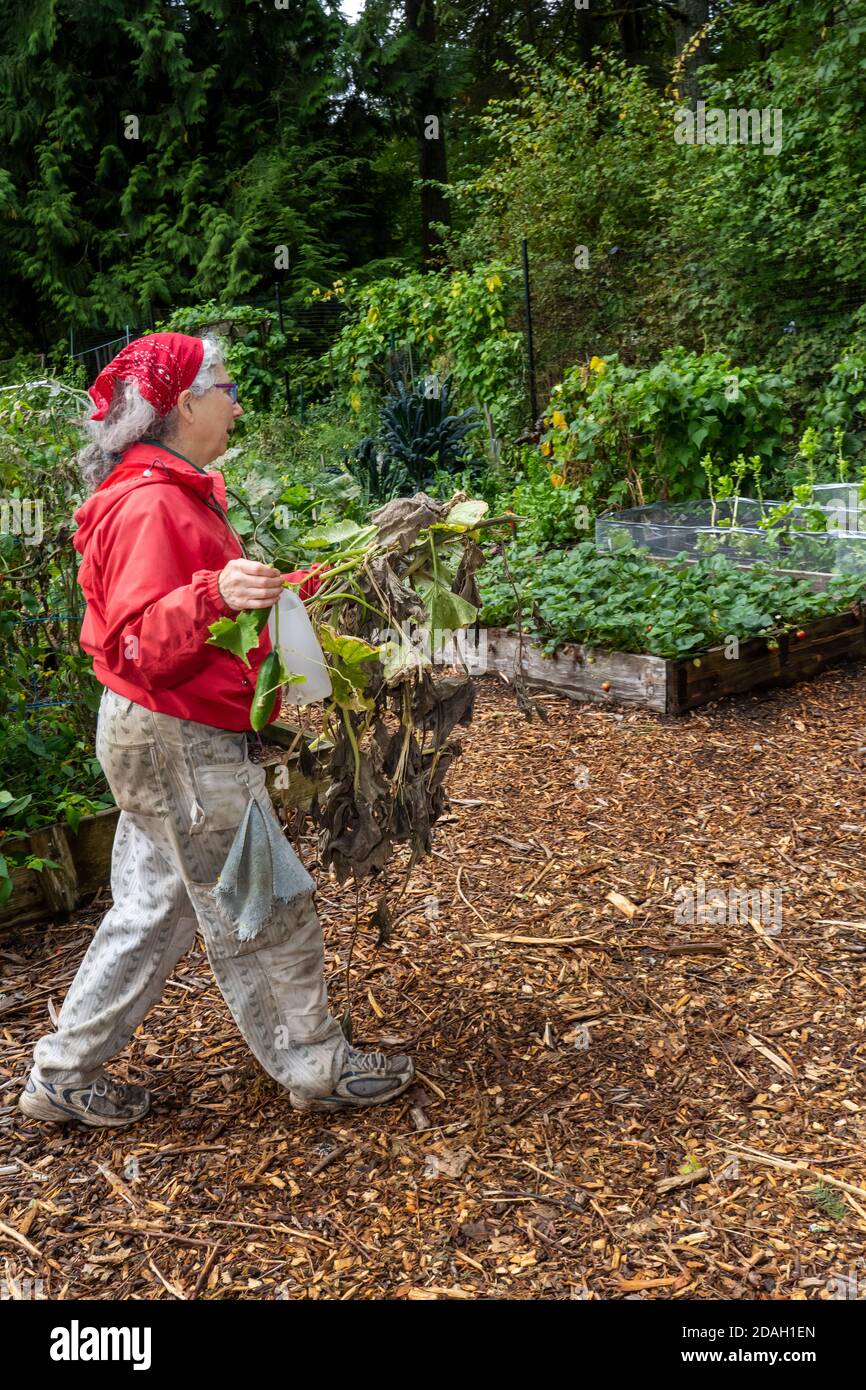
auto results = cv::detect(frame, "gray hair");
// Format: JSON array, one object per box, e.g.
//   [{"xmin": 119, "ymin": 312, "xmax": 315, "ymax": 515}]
[{"xmin": 75, "ymin": 335, "xmax": 225, "ymax": 493}]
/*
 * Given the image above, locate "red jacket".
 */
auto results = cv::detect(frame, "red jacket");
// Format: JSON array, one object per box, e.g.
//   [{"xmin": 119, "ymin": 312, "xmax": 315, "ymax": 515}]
[{"xmin": 73, "ymin": 441, "xmax": 323, "ymax": 731}]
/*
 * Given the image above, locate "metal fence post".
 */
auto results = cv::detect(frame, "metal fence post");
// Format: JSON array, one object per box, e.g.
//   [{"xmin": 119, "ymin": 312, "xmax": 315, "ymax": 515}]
[
  {"xmin": 521, "ymin": 237, "xmax": 539, "ymax": 426},
  {"xmin": 275, "ymin": 280, "xmax": 291, "ymax": 412}
]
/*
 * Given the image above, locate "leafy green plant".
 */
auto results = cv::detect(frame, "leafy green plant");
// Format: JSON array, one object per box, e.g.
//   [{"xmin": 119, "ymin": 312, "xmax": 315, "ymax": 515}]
[
  {"xmin": 479, "ymin": 539, "xmax": 865, "ymax": 660},
  {"xmin": 490, "ymin": 448, "xmax": 590, "ymax": 547},
  {"xmin": 701, "ymin": 451, "xmax": 761, "ymax": 529},
  {"xmin": 341, "ymin": 436, "xmax": 411, "ymax": 509},
  {"xmin": 205, "ymin": 488, "xmax": 520, "ymax": 1035},
  {"xmin": 539, "ymin": 350, "xmax": 792, "ymax": 506},
  {"xmin": 377, "ymin": 376, "xmax": 480, "ymax": 482},
  {"xmin": 324, "ymin": 262, "xmax": 525, "ymax": 434},
  {"xmin": 0, "ymin": 380, "xmax": 116, "ymax": 880},
  {"xmin": 338, "ymin": 374, "xmax": 482, "ymax": 504}
]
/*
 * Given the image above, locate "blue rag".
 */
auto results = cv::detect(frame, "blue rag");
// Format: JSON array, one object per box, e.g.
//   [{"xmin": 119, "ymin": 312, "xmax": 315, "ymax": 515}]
[{"xmin": 209, "ymin": 795, "xmax": 315, "ymax": 944}]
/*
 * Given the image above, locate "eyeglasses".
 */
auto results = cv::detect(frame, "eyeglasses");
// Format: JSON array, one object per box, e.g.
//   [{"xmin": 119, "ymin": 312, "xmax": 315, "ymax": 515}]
[{"xmin": 212, "ymin": 382, "xmax": 239, "ymax": 404}]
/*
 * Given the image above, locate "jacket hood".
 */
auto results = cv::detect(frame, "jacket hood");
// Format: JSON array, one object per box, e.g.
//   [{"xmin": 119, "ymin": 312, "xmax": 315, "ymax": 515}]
[{"xmin": 73, "ymin": 442, "xmax": 230, "ymax": 555}]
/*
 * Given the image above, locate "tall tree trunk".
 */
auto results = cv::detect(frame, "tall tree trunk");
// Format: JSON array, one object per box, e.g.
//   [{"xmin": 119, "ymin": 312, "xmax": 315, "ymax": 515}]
[
  {"xmin": 618, "ymin": 0, "xmax": 648, "ymax": 66},
  {"xmin": 674, "ymin": 0, "xmax": 712, "ymax": 105},
  {"xmin": 405, "ymin": 0, "xmax": 450, "ymax": 263},
  {"xmin": 573, "ymin": 1, "xmax": 606, "ymax": 66}
]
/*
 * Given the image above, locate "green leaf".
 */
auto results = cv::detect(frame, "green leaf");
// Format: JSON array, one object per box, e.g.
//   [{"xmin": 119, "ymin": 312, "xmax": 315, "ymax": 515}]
[
  {"xmin": 329, "ymin": 667, "xmax": 374, "ymax": 711},
  {"xmin": 299, "ymin": 520, "xmax": 365, "ymax": 549},
  {"xmin": 416, "ymin": 576, "xmax": 479, "ymax": 632},
  {"xmin": 442, "ymin": 499, "xmax": 489, "ymax": 529},
  {"xmin": 318, "ymin": 624, "xmax": 379, "ymax": 665},
  {"xmin": 281, "ymin": 483, "xmax": 311, "ymax": 506},
  {"xmin": 207, "ymin": 609, "xmax": 263, "ymax": 668}
]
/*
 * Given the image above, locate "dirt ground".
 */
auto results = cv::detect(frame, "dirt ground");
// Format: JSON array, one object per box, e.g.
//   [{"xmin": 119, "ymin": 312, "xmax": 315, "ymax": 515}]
[{"xmin": 2, "ymin": 665, "xmax": 866, "ymax": 1301}]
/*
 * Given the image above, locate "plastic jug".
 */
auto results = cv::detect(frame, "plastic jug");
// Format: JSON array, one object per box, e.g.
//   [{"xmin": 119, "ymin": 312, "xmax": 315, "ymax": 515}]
[{"xmin": 267, "ymin": 588, "xmax": 332, "ymax": 706}]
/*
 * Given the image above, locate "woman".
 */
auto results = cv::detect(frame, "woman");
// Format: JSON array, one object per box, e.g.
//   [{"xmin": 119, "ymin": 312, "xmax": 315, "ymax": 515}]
[{"xmin": 20, "ymin": 331, "xmax": 414, "ymax": 1127}]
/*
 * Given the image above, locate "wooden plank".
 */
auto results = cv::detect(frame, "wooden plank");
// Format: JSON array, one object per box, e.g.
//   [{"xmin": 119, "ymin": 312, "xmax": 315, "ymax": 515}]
[
  {"xmin": 674, "ymin": 636, "xmax": 784, "ymax": 712},
  {"xmin": 28, "ymin": 823, "xmax": 78, "ymax": 914},
  {"xmin": 264, "ymin": 756, "xmax": 325, "ymax": 809},
  {"xmin": 485, "ymin": 609, "xmax": 866, "ymax": 718},
  {"xmin": 782, "ymin": 608, "xmax": 866, "ymax": 679},
  {"xmin": 0, "ymin": 865, "xmax": 47, "ymax": 929},
  {"xmin": 486, "ymin": 630, "xmax": 668, "ymax": 712},
  {"xmin": 675, "ymin": 608, "xmax": 866, "ymax": 712},
  {"xmin": 66, "ymin": 808, "xmax": 120, "ymax": 896}
]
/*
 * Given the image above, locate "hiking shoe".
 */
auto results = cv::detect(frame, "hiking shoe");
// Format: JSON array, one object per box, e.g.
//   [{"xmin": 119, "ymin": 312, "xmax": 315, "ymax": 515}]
[
  {"xmin": 290, "ymin": 1047, "xmax": 415, "ymax": 1112},
  {"xmin": 18, "ymin": 1072, "xmax": 150, "ymax": 1128}
]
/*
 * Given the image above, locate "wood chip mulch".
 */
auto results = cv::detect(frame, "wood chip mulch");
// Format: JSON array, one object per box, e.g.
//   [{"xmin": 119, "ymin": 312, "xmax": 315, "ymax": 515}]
[{"xmin": 2, "ymin": 665, "xmax": 866, "ymax": 1301}]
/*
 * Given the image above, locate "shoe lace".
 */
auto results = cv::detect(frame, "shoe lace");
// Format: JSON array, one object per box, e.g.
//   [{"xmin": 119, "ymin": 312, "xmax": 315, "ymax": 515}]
[
  {"xmin": 83, "ymin": 1077, "xmax": 109, "ymax": 1114},
  {"xmin": 347, "ymin": 1047, "xmax": 387, "ymax": 1073}
]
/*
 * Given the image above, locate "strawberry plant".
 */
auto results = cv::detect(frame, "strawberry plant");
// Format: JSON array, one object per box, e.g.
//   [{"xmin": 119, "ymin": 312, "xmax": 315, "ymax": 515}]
[{"xmin": 479, "ymin": 540, "xmax": 865, "ymax": 660}]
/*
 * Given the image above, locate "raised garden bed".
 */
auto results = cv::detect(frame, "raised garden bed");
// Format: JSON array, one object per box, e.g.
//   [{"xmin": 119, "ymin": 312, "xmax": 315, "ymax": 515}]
[
  {"xmin": 0, "ymin": 721, "xmax": 328, "ymax": 931},
  {"xmin": 483, "ymin": 607, "xmax": 866, "ymax": 715}
]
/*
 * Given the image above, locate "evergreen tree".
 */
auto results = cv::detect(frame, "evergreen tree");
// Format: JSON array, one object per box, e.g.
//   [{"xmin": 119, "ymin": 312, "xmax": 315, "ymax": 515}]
[{"xmin": 0, "ymin": 0, "xmax": 372, "ymax": 351}]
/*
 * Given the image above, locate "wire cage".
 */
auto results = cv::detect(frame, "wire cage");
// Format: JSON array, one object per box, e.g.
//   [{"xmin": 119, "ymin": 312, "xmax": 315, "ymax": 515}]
[
  {"xmin": 595, "ymin": 496, "xmax": 866, "ymax": 579},
  {"xmin": 812, "ymin": 482, "xmax": 866, "ymax": 533}
]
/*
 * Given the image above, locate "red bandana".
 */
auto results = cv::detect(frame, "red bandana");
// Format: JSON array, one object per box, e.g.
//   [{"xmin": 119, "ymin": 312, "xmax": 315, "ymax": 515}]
[{"xmin": 88, "ymin": 332, "xmax": 205, "ymax": 421}]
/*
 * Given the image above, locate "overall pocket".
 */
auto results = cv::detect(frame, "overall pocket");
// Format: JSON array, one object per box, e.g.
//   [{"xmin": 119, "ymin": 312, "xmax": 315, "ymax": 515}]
[
  {"xmin": 190, "ymin": 758, "xmax": 269, "ymax": 833},
  {"xmin": 184, "ymin": 759, "xmax": 317, "ymax": 958},
  {"xmin": 187, "ymin": 875, "xmax": 318, "ymax": 962},
  {"xmin": 95, "ymin": 722, "xmax": 169, "ymax": 818}
]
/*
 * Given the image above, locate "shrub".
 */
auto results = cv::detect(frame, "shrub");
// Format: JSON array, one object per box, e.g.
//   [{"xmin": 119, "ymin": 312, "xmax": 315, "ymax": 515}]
[{"xmin": 539, "ymin": 349, "xmax": 793, "ymax": 504}]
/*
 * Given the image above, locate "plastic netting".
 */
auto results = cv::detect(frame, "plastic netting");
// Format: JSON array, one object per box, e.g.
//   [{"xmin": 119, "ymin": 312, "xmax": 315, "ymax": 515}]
[{"xmin": 595, "ymin": 494, "xmax": 866, "ymax": 578}]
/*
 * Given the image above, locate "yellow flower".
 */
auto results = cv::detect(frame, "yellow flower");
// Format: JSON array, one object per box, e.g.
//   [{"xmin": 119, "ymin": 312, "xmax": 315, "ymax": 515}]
[
  {"xmin": 541, "ymin": 441, "xmax": 552, "ymax": 457},
  {"xmin": 486, "ymin": 274, "xmax": 502, "ymax": 293},
  {"xmin": 427, "ymin": 331, "xmax": 435, "ymax": 342},
  {"xmin": 350, "ymin": 392, "xmax": 361, "ymax": 412},
  {"xmin": 589, "ymin": 355, "xmax": 606, "ymax": 374},
  {"xmin": 550, "ymin": 473, "xmax": 564, "ymax": 487},
  {"xmin": 552, "ymin": 410, "xmax": 567, "ymax": 430},
  {"xmin": 366, "ymin": 305, "xmax": 380, "ymax": 326},
  {"xmin": 351, "ymin": 370, "xmax": 360, "ymax": 383}
]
